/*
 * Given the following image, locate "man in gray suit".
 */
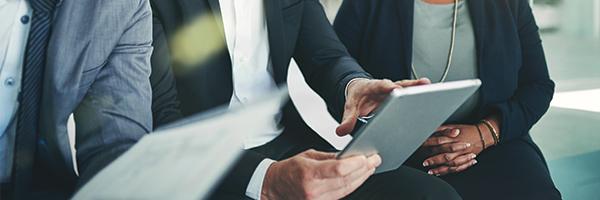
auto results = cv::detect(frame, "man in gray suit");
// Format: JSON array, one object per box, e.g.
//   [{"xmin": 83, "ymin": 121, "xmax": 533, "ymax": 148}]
[{"xmin": 0, "ymin": 0, "xmax": 153, "ymax": 198}]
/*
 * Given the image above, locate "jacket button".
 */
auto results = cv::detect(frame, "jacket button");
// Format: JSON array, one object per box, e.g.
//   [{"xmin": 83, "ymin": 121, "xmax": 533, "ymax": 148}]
[
  {"xmin": 5, "ymin": 77, "xmax": 15, "ymax": 86},
  {"xmin": 21, "ymin": 15, "xmax": 30, "ymax": 24}
]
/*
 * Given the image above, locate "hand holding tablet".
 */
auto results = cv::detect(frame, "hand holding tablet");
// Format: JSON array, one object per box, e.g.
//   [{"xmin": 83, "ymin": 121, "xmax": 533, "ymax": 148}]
[{"xmin": 337, "ymin": 79, "xmax": 482, "ymax": 174}]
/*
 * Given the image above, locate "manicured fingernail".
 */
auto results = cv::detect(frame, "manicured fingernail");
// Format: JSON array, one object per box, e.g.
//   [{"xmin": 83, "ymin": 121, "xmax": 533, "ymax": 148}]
[
  {"xmin": 423, "ymin": 161, "xmax": 429, "ymax": 167},
  {"xmin": 454, "ymin": 129, "xmax": 460, "ymax": 136},
  {"xmin": 465, "ymin": 143, "xmax": 471, "ymax": 148},
  {"xmin": 428, "ymin": 170, "xmax": 434, "ymax": 175},
  {"xmin": 471, "ymin": 154, "xmax": 477, "ymax": 159},
  {"xmin": 473, "ymin": 160, "xmax": 478, "ymax": 165}
]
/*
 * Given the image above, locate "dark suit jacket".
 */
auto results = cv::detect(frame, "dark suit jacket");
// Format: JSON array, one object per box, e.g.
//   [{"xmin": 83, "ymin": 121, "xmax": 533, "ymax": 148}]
[
  {"xmin": 334, "ymin": 0, "xmax": 555, "ymax": 143},
  {"xmin": 149, "ymin": 0, "xmax": 371, "ymax": 196}
]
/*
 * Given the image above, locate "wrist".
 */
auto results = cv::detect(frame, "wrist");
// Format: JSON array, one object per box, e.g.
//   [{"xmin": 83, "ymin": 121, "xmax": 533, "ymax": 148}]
[
  {"xmin": 480, "ymin": 123, "xmax": 496, "ymax": 148},
  {"xmin": 485, "ymin": 115, "xmax": 501, "ymax": 137},
  {"xmin": 260, "ymin": 162, "xmax": 276, "ymax": 200},
  {"xmin": 345, "ymin": 78, "xmax": 369, "ymax": 98},
  {"xmin": 481, "ymin": 117, "xmax": 500, "ymax": 145}
]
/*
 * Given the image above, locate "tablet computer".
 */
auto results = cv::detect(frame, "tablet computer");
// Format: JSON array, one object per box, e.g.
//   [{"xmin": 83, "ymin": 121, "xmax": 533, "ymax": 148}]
[{"xmin": 337, "ymin": 79, "xmax": 481, "ymax": 174}]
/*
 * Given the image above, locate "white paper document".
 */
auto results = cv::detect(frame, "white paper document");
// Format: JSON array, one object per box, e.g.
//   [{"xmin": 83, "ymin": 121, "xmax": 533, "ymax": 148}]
[{"xmin": 73, "ymin": 88, "xmax": 288, "ymax": 200}]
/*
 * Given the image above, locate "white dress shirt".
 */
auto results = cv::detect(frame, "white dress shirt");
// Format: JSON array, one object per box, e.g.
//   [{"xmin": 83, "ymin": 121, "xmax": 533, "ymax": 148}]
[
  {"xmin": 219, "ymin": 0, "xmax": 280, "ymax": 199},
  {"xmin": 0, "ymin": 0, "xmax": 31, "ymax": 183}
]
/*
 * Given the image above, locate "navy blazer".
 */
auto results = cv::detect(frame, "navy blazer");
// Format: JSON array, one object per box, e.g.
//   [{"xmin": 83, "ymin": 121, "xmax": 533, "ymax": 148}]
[{"xmin": 334, "ymin": 0, "xmax": 555, "ymax": 142}]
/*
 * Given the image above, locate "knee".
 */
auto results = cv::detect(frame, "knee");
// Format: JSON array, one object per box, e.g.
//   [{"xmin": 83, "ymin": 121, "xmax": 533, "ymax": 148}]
[
  {"xmin": 419, "ymin": 177, "xmax": 462, "ymax": 200},
  {"xmin": 382, "ymin": 177, "xmax": 461, "ymax": 200},
  {"xmin": 513, "ymin": 184, "xmax": 562, "ymax": 200},
  {"xmin": 380, "ymin": 168, "xmax": 462, "ymax": 200}
]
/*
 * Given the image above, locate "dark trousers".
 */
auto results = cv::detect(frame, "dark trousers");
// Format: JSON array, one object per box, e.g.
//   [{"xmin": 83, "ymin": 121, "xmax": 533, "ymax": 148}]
[
  {"xmin": 211, "ymin": 129, "xmax": 461, "ymax": 200},
  {"xmin": 406, "ymin": 138, "xmax": 562, "ymax": 200}
]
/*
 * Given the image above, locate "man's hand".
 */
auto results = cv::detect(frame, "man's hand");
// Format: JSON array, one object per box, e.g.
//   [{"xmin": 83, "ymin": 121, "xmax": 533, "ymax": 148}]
[
  {"xmin": 261, "ymin": 149, "xmax": 382, "ymax": 200},
  {"xmin": 336, "ymin": 78, "xmax": 431, "ymax": 136}
]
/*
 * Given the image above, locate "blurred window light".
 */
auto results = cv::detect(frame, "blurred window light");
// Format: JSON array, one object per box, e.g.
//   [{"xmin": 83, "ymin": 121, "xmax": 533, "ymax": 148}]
[
  {"xmin": 551, "ymin": 89, "xmax": 600, "ymax": 113},
  {"xmin": 594, "ymin": 0, "xmax": 600, "ymax": 38},
  {"xmin": 170, "ymin": 14, "xmax": 226, "ymax": 73}
]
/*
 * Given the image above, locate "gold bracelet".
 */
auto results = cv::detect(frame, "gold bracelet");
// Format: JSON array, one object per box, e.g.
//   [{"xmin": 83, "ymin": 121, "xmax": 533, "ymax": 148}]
[
  {"xmin": 475, "ymin": 124, "xmax": 486, "ymax": 149},
  {"xmin": 481, "ymin": 119, "xmax": 499, "ymax": 145}
]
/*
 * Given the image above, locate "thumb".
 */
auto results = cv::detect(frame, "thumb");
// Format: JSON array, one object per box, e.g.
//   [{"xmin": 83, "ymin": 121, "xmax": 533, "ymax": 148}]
[
  {"xmin": 418, "ymin": 77, "xmax": 432, "ymax": 84},
  {"xmin": 436, "ymin": 125, "xmax": 454, "ymax": 132},
  {"xmin": 336, "ymin": 106, "xmax": 358, "ymax": 136},
  {"xmin": 303, "ymin": 149, "xmax": 337, "ymax": 160}
]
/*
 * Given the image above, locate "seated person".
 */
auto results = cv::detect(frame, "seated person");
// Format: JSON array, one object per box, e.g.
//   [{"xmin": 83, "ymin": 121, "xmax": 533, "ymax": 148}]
[
  {"xmin": 149, "ymin": 0, "xmax": 460, "ymax": 199},
  {"xmin": 334, "ymin": 0, "xmax": 561, "ymax": 199},
  {"xmin": 1, "ymin": 0, "xmax": 154, "ymax": 199}
]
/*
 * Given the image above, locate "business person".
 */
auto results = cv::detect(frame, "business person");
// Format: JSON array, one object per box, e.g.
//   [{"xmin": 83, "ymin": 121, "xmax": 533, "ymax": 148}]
[
  {"xmin": 0, "ymin": 0, "xmax": 153, "ymax": 199},
  {"xmin": 334, "ymin": 0, "xmax": 561, "ymax": 199},
  {"xmin": 149, "ymin": 0, "xmax": 461, "ymax": 199}
]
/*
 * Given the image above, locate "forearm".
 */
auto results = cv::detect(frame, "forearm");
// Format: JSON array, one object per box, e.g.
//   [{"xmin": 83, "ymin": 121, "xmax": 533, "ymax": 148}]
[
  {"xmin": 76, "ymin": 142, "xmax": 136, "ymax": 187},
  {"xmin": 491, "ymin": 79, "xmax": 554, "ymax": 142},
  {"xmin": 74, "ymin": 0, "xmax": 153, "ymax": 188},
  {"xmin": 292, "ymin": 0, "xmax": 371, "ymax": 119},
  {"xmin": 490, "ymin": 0, "xmax": 554, "ymax": 142},
  {"xmin": 479, "ymin": 114, "xmax": 501, "ymax": 148},
  {"xmin": 215, "ymin": 150, "xmax": 267, "ymax": 196}
]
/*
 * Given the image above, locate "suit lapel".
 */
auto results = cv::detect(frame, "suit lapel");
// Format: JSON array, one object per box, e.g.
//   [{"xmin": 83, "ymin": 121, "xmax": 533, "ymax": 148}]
[
  {"xmin": 206, "ymin": 0, "xmax": 227, "ymax": 40},
  {"xmin": 467, "ymin": 0, "xmax": 487, "ymax": 115},
  {"xmin": 178, "ymin": 0, "xmax": 204, "ymax": 21},
  {"xmin": 207, "ymin": 0, "xmax": 223, "ymax": 23},
  {"xmin": 265, "ymin": 0, "xmax": 287, "ymax": 84},
  {"xmin": 397, "ymin": 0, "xmax": 414, "ymax": 80},
  {"xmin": 467, "ymin": 0, "xmax": 486, "ymax": 80},
  {"xmin": 207, "ymin": 0, "xmax": 219, "ymax": 12}
]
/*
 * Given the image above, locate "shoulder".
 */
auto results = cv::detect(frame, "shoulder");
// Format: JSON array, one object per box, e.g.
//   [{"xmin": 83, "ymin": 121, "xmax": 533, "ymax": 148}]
[{"xmin": 59, "ymin": 0, "xmax": 151, "ymax": 22}]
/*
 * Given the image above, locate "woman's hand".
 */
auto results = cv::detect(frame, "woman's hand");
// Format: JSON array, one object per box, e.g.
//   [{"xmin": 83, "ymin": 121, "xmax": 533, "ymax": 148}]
[{"xmin": 421, "ymin": 124, "xmax": 495, "ymax": 176}]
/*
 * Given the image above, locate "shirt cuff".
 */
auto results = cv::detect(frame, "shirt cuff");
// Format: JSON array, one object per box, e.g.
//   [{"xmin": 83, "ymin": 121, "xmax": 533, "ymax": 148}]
[
  {"xmin": 245, "ymin": 158, "xmax": 276, "ymax": 200},
  {"xmin": 344, "ymin": 78, "xmax": 369, "ymax": 99}
]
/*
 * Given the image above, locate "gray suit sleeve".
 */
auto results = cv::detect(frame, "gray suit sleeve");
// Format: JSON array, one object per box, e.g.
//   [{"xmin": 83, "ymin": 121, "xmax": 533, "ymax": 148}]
[{"xmin": 72, "ymin": 0, "xmax": 154, "ymax": 187}]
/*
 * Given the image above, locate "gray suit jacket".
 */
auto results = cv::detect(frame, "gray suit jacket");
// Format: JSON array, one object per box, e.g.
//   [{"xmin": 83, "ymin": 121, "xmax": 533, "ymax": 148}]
[{"xmin": 16, "ymin": 0, "xmax": 153, "ymax": 198}]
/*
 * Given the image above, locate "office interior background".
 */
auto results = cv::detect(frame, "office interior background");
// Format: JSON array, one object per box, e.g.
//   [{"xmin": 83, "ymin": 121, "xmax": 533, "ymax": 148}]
[{"xmin": 284, "ymin": 0, "xmax": 600, "ymax": 199}]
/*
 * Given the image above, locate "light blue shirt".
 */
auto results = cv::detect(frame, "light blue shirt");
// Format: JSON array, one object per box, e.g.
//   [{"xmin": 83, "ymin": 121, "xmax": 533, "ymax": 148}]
[
  {"xmin": 0, "ymin": 0, "xmax": 31, "ymax": 183},
  {"xmin": 412, "ymin": 0, "xmax": 480, "ymax": 123}
]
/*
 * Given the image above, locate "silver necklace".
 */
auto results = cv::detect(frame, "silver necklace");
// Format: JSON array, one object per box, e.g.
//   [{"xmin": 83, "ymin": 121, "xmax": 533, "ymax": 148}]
[{"xmin": 411, "ymin": 0, "xmax": 459, "ymax": 83}]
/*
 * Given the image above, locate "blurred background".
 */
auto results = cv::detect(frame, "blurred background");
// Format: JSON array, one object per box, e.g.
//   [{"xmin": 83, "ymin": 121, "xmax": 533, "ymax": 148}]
[{"xmin": 287, "ymin": 1, "xmax": 600, "ymax": 199}]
